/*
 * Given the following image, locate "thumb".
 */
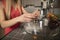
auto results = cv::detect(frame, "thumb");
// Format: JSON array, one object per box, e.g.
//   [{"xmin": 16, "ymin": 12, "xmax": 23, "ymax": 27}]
[
  {"xmin": 22, "ymin": 7, "xmax": 28, "ymax": 14},
  {"xmin": 32, "ymin": 9, "xmax": 38, "ymax": 14}
]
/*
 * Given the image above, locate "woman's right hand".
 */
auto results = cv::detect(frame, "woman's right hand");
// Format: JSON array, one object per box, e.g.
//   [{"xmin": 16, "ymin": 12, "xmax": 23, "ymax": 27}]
[
  {"xmin": 17, "ymin": 13, "xmax": 35, "ymax": 22},
  {"xmin": 17, "ymin": 7, "xmax": 40, "ymax": 23}
]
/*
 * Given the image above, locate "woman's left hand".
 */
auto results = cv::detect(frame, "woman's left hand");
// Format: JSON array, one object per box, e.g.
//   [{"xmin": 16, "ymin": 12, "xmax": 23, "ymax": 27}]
[
  {"xmin": 32, "ymin": 9, "xmax": 40, "ymax": 18},
  {"xmin": 22, "ymin": 7, "xmax": 40, "ymax": 18}
]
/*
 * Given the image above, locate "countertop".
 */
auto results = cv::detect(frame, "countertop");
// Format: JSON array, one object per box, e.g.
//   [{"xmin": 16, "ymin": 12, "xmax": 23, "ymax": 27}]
[{"xmin": 1, "ymin": 24, "xmax": 60, "ymax": 40}]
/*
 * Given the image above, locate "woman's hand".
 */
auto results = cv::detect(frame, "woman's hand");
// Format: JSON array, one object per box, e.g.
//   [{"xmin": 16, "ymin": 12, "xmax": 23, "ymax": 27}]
[
  {"xmin": 22, "ymin": 7, "xmax": 40, "ymax": 18},
  {"xmin": 17, "ymin": 7, "xmax": 40, "ymax": 22},
  {"xmin": 17, "ymin": 13, "xmax": 35, "ymax": 22}
]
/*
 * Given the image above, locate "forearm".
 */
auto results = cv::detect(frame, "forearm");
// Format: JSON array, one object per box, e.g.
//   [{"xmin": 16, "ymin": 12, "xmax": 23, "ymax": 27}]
[{"xmin": 1, "ymin": 17, "xmax": 20, "ymax": 28}]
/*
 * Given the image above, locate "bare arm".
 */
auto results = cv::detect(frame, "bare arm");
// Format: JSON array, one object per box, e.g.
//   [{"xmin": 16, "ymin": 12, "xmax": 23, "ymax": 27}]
[
  {"xmin": 0, "ymin": 6, "xmax": 20, "ymax": 28},
  {"xmin": 0, "ymin": 6, "xmax": 40, "ymax": 28}
]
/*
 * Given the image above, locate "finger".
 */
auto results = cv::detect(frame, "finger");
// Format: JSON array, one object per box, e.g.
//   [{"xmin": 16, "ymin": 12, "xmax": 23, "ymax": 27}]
[
  {"xmin": 24, "ymin": 18, "xmax": 32, "ymax": 22},
  {"xmin": 22, "ymin": 7, "xmax": 28, "ymax": 14},
  {"xmin": 32, "ymin": 9, "xmax": 38, "ymax": 14},
  {"xmin": 32, "ymin": 9, "xmax": 40, "ymax": 17},
  {"xmin": 22, "ymin": 7, "xmax": 27, "ymax": 13},
  {"xmin": 35, "ymin": 11, "xmax": 40, "ymax": 16},
  {"xmin": 24, "ymin": 13, "xmax": 35, "ymax": 19}
]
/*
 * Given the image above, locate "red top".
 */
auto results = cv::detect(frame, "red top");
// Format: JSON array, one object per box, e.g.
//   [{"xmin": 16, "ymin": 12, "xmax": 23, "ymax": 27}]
[{"xmin": 5, "ymin": 6, "xmax": 21, "ymax": 35}]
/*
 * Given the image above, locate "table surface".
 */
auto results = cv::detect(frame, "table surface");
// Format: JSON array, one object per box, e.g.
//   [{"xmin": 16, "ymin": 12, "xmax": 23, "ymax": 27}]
[{"xmin": 1, "ymin": 26, "xmax": 60, "ymax": 40}]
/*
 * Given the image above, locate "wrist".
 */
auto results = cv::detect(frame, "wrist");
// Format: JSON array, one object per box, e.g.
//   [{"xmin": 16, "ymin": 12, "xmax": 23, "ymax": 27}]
[
  {"xmin": 14, "ymin": 17, "xmax": 20, "ymax": 22},
  {"xmin": 15, "ymin": 16, "xmax": 23, "ymax": 23}
]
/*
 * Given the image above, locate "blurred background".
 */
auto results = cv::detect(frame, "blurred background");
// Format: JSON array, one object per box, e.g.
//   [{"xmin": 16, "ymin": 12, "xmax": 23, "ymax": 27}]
[
  {"xmin": 0, "ymin": 0, "xmax": 60, "ymax": 40},
  {"xmin": 22, "ymin": 0, "xmax": 60, "ymax": 19}
]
